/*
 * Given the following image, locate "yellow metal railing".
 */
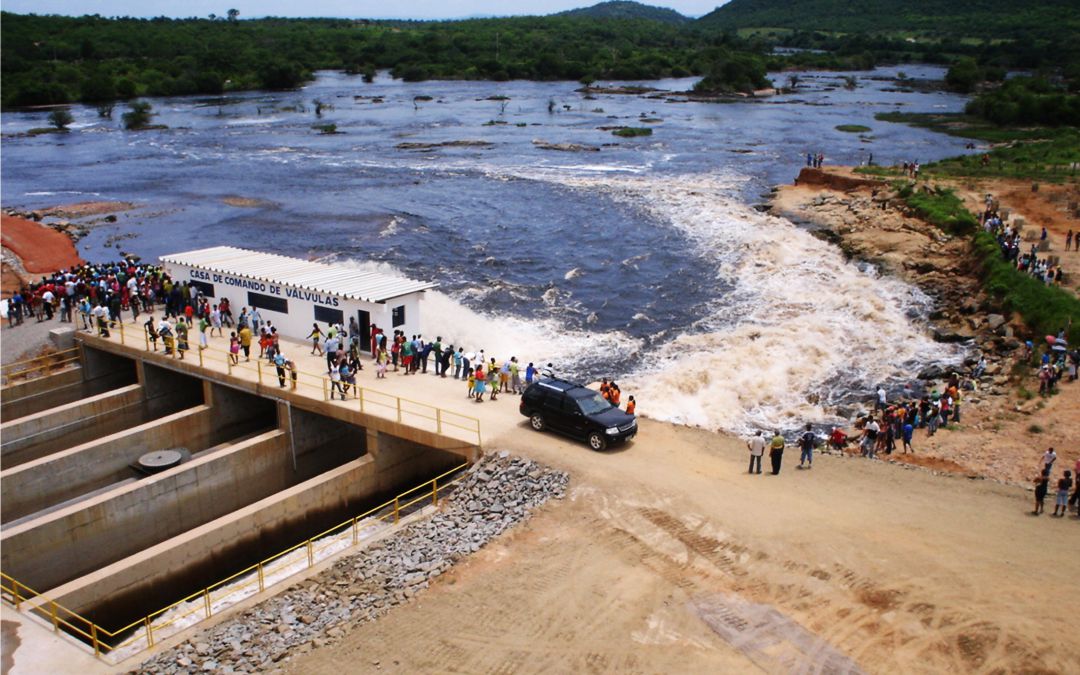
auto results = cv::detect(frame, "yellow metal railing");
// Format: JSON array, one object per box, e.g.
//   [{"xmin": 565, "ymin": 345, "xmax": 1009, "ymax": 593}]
[
  {"xmin": 0, "ymin": 347, "xmax": 81, "ymax": 385},
  {"xmin": 89, "ymin": 322, "xmax": 482, "ymax": 447},
  {"xmin": 0, "ymin": 462, "xmax": 470, "ymax": 662}
]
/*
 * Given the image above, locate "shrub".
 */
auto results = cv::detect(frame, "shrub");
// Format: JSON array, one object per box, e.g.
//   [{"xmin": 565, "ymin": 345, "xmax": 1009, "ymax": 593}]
[
  {"xmin": 836, "ymin": 124, "xmax": 871, "ymax": 133},
  {"xmin": 613, "ymin": 127, "xmax": 653, "ymax": 138},
  {"xmin": 48, "ymin": 109, "xmax": 73, "ymax": 129}
]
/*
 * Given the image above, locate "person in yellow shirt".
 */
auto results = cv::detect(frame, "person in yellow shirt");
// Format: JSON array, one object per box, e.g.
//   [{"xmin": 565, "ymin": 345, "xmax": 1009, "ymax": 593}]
[{"xmin": 238, "ymin": 325, "xmax": 253, "ymax": 362}]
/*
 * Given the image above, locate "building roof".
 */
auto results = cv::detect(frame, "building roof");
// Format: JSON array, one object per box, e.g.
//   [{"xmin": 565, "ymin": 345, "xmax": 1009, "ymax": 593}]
[{"xmin": 160, "ymin": 246, "xmax": 437, "ymax": 303}]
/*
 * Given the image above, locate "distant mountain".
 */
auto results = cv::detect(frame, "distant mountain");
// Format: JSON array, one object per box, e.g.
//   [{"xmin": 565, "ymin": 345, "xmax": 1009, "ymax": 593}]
[
  {"xmin": 697, "ymin": 0, "xmax": 1080, "ymax": 36},
  {"xmin": 558, "ymin": 1, "xmax": 689, "ymax": 24}
]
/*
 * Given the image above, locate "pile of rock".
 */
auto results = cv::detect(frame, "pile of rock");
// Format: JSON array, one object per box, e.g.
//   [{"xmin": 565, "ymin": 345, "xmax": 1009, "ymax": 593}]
[{"xmin": 134, "ymin": 453, "xmax": 567, "ymax": 674}]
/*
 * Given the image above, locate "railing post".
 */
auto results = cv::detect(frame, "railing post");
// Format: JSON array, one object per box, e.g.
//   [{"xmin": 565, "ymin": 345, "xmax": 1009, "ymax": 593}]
[
  {"xmin": 358, "ymin": 388, "xmax": 365, "ymax": 413},
  {"xmin": 396, "ymin": 398, "xmax": 402, "ymax": 423},
  {"xmin": 91, "ymin": 622, "xmax": 101, "ymax": 657},
  {"xmin": 50, "ymin": 601, "xmax": 59, "ymax": 632},
  {"xmin": 323, "ymin": 377, "xmax": 329, "ymax": 401},
  {"xmin": 119, "ymin": 321, "xmax": 125, "ymax": 345},
  {"xmin": 352, "ymin": 517, "xmax": 359, "ymax": 545},
  {"xmin": 204, "ymin": 589, "xmax": 212, "ymax": 618},
  {"xmin": 227, "ymin": 357, "xmax": 233, "ymax": 375},
  {"xmin": 436, "ymin": 408, "xmax": 442, "ymax": 434},
  {"xmin": 12, "ymin": 582, "xmax": 21, "ymax": 611},
  {"xmin": 432, "ymin": 478, "xmax": 438, "ymax": 506},
  {"xmin": 257, "ymin": 563, "xmax": 265, "ymax": 593},
  {"xmin": 198, "ymin": 346, "xmax": 204, "ymax": 367},
  {"xmin": 145, "ymin": 616, "xmax": 154, "ymax": 647},
  {"xmin": 306, "ymin": 541, "xmax": 314, "ymax": 568},
  {"xmin": 144, "ymin": 330, "xmax": 150, "ymax": 351},
  {"xmin": 257, "ymin": 361, "xmax": 263, "ymax": 385},
  {"xmin": 394, "ymin": 497, "xmax": 400, "ymax": 524}
]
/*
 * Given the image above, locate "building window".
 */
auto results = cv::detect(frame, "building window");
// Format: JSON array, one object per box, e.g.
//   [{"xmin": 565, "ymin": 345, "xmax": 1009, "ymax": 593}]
[
  {"xmin": 188, "ymin": 280, "xmax": 215, "ymax": 298},
  {"xmin": 247, "ymin": 291, "xmax": 288, "ymax": 314},
  {"xmin": 314, "ymin": 305, "xmax": 344, "ymax": 326},
  {"xmin": 392, "ymin": 305, "xmax": 405, "ymax": 327}
]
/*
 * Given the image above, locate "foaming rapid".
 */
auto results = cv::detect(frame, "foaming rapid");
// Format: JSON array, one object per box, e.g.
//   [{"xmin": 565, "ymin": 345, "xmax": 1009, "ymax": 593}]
[
  {"xmin": 505, "ymin": 169, "xmax": 965, "ymax": 435},
  {"xmin": 323, "ymin": 257, "xmax": 641, "ymax": 374}
]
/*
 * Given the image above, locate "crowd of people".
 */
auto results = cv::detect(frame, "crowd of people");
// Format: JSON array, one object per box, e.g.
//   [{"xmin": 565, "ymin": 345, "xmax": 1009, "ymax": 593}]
[
  {"xmin": 805, "ymin": 152, "xmax": 825, "ymax": 169},
  {"xmin": 5, "ymin": 260, "xmax": 178, "ymax": 331},
  {"xmin": 982, "ymin": 194, "xmax": 1070, "ymax": 287}
]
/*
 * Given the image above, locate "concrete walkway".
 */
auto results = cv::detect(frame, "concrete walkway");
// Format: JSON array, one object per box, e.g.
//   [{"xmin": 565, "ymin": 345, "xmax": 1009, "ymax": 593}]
[
  {"xmin": 81, "ymin": 317, "xmax": 531, "ymax": 450},
  {"xmin": 1, "ymin": 605, "xmax": 110, "ymax": 675}
]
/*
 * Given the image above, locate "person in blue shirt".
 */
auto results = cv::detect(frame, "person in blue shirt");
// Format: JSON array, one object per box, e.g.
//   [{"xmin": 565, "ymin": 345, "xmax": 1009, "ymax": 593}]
[{"xmin": 902, "ymin": 421, "xmax": 914, "ymax": 453}]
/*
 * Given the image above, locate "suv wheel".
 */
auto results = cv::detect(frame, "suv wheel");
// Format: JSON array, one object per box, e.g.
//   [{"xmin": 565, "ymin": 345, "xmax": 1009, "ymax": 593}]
[
  {"xmin": 587, "ymin": 431, "xmax": 608, "ymax": 451},
  {"xmin": 530, "ymin": 413, "xmax": 546, "ymax": 432}
]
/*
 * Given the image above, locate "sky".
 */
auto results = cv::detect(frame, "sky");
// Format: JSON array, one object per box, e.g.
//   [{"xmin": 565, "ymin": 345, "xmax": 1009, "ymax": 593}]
[{"xmin": 1, "ymin": 1, "xmax": 728, "ymax": 20}]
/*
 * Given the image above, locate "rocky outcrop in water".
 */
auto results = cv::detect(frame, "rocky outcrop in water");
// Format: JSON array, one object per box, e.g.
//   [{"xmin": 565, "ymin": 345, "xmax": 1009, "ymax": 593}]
[{"xmin": 134, "ymin": 453, "xmax": 568, "ymax": 674}]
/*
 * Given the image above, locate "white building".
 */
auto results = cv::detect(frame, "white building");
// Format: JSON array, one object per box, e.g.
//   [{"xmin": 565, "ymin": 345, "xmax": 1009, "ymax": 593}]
[{"xmin": 160, "ymin": 246, "xmax": 436, "ymax": 350}]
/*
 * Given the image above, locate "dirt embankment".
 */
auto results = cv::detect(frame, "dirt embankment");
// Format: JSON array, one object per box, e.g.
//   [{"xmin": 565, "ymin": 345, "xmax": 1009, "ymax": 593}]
[
  {"xmin": 770, "ymin": 168, "xmax": 1080, "ymax": 485},
  {"xmin": 1, "ymin": 215, "xmax": 84, "ymax": 295}
]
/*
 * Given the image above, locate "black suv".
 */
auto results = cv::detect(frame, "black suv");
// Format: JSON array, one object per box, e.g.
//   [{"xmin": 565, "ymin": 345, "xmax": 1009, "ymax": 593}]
[{"xmin": 519, "ymin": 378, "xmax": 637, "ymax": 451}]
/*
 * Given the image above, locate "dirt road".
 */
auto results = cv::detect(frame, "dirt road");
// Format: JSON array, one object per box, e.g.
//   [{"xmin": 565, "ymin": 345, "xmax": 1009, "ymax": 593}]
[{"xmin": 284, "ymin": 415, "xmax": 1080, "ymax": 674}]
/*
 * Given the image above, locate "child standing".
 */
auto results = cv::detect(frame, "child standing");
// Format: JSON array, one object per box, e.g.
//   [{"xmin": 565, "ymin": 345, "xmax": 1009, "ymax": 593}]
[{"xmin": 1034, "ymin": 474, "xmax": 1049, "ymax": 515}]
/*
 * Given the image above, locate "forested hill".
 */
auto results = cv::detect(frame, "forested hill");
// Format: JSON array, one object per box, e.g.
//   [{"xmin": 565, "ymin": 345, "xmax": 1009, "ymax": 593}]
[
  {"xmin": 698, "ymin": 0, "xmax": 1080, "ymax": 36},
  {"xmin": 557, "ymin": 1, "xmax": 689, "ymax": 24}
]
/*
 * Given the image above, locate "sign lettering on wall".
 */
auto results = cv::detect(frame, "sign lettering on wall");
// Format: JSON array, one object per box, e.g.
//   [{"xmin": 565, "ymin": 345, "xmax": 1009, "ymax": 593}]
[{"xmin": 188, "ymin": 269, "xmax": 341, "ymax": 307}]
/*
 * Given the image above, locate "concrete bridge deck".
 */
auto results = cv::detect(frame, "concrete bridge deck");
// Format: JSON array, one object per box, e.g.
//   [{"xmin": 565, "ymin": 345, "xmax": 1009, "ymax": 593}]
[{"xmin": 76, "ymin": 322, "xmax": 485, "ymax": 460}]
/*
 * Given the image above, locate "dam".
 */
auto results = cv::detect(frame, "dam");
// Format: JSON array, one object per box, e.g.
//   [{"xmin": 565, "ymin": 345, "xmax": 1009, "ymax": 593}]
[{"xmin": 0, "ymin": 323, "xmax": 481, "ymax": 664}]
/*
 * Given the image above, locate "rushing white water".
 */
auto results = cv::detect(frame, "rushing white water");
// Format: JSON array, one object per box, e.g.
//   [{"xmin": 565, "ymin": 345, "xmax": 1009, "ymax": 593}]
[
  {"xmin": 542, "ymin": 170, "xmax": 964, "ymax": 434},
  {"xmin": 335, "ymin": 168, "xmax": 963, "ymax": 436}
]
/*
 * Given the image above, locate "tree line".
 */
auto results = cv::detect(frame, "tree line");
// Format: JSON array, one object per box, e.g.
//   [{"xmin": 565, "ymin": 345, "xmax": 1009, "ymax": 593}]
[{"xmin": 1, "ymin": 12, "xmax": 778, "ymax": 107}]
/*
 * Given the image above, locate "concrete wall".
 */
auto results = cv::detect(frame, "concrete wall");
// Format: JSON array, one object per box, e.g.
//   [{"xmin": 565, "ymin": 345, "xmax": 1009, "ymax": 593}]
[
  {"xmin": 2, "ymin": 381, "xmax": 277, "ymax": 523},
  {"xmin": 1, "ymin": 430, "xmax": 297, "ymax": 590},
  {"xmin": 372, "ymin": 431, "xmax": 462, "ymax": 495},
  {"xmin": 1, "ymin": 358, "xmax": 137, "ymax": 421},
  {"xmin": 49, "ymin": 457, "xmax": 379, "ymax": 621},
  {"xmin": 0, "ymin": 385, "xmax": 146, "ymax": 468}
]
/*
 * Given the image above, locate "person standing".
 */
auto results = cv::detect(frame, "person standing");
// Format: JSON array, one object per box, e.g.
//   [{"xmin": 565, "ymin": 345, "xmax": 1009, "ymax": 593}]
[
  {"xmin": 1042, "ymin": 447, "xmax": 1058, "ymax": 477},
  {"xmin": 1033, "ymin": 473, "xmax": 1049, "ymax": 515},
  {"xmin": 1053, "ymin": 470, "xmax": 1073, "ymax": 517},
  {"xmin": 747, "ymin": 430, "xmax": 765, "ymax": 474},
  {"xmin": 769, "ymin": 431, "xmax": 785, "ymax": 475},
  {"xmin": 274, "ymin": 352, "xmax": 288, "ymax": 388},
  {"xmin": 307, "ymin": 323, "xmax": 324, "ymax": 355},
  {"xmin": 798, "ymin": 424, "xmax": 816, "ymax": 469},
  {"xmin": 238, "ymin": 324, "xmax": 253, "ymax": 362},
  {"xmin": 902, "ymin": 420, "xmax": 914, "ymax": 453},
  {"xmin": 250, "ymin": 307, "xmax": 262, "ymax": 335}
]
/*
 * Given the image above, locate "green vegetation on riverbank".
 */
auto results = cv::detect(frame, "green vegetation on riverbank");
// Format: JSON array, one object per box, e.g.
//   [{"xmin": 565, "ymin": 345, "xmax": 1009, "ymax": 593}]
[
  {"xmin": 864, "ymin": 116, "xmax": 1079, "ymax": 183},
  {"xmin": 836, "ymin": 124, "xmax": 871, "ymax": 133},
  {"xmin": 972, "ymin": 230, "xmax": 1080, "ymax": 345},
  {"xmin": 893, "ymin": 184, "xmax": 1080, "ymax": 344}
]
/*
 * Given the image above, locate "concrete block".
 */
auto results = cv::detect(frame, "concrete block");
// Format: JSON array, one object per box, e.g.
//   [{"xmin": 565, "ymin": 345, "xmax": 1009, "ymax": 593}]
[{"xmin": 48, "ymin": 327, "xmax": 76, "ymax": 351}]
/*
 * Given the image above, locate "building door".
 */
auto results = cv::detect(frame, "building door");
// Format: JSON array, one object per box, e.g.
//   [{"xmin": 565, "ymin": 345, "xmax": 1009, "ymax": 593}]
[{"xmin": 357, "ymin": 309, "xmax": 371, "ymax": 351}]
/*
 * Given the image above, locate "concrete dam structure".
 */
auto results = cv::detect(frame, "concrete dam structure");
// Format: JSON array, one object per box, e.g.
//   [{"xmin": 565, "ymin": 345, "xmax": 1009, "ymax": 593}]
[{"xmin": 0, "ymin": 331, "xmax": 479, "ymax": 657}]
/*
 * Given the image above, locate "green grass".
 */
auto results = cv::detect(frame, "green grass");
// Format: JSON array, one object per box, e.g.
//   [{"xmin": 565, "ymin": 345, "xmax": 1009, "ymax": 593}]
[
  {"xmin": 873, "ymin": 112, "xmax": 1059, "ymax": 142},
  {"xmin": 853, "ymin": 165, "xmax": 904, "ymax": 177},
  {"xmin": 613, "ymin": 127, "xmax": 653, "ymax": 138},
  {"xmin": 835, "ymin": 124, "xmax": 871, "ymax": 133},
  {"xmin": 971, "ymin": 229, "xmax": 1080, "ymax": 345},
  {"xmin": 926, "ymin": 130, "xmax": 1080, "ymax": 183},
  {"xmin": 898, "ymin": 184, "xmax": 978, "ymax": 235}
]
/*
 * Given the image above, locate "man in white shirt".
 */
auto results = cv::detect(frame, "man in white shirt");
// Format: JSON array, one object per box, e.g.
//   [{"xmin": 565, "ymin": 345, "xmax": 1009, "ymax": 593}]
[
  {"xmin": 746, "ymin": 430, "xmax": 766, "ymax": 474},
  {"xmin": 1042, "ymin": 447, "xmax": 1057, "ymax": 476}
]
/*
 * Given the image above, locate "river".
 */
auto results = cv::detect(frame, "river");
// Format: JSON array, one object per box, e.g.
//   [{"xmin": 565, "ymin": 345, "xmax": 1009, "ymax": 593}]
[{"xmin": 1, "ymin": 65, "xmax": 974, "ymax": 433}]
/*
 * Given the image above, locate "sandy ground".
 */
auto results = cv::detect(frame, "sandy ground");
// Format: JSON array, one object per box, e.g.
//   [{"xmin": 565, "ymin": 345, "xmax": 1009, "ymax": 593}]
[
  {"xmin": 283, "ymin": 400, "xmax": 1080, "ymax": 674},
  {"xmin": 55, "ymin": 324, "xmax": 1077, "ymax": 674}
]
